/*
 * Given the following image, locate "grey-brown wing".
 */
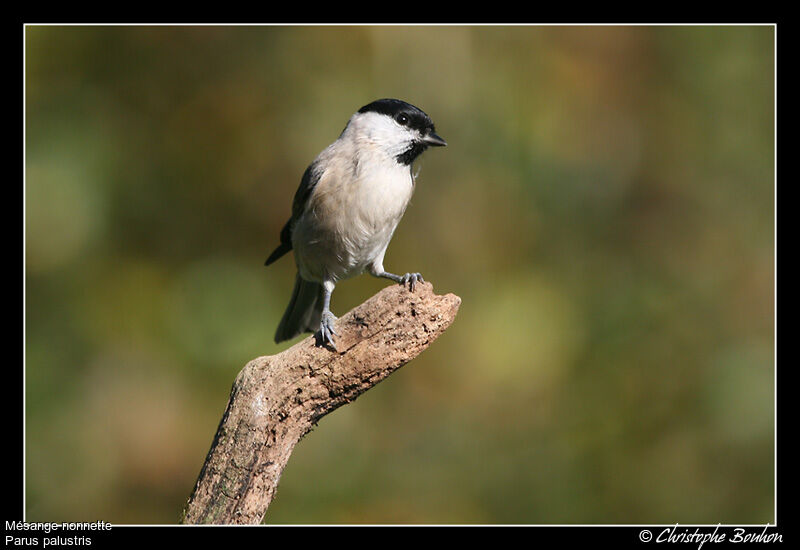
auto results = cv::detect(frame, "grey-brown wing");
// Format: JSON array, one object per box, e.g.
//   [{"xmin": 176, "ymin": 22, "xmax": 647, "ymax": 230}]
[{"xmin": 265, "ymin": 161, "xmax": 322, "ymax": 266}]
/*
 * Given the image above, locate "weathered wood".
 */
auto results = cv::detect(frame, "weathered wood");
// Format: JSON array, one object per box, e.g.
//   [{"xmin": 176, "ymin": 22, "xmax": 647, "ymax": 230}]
[{"xmin": 181, "ymin": 282, "xmax": 461, "ymax": 524}]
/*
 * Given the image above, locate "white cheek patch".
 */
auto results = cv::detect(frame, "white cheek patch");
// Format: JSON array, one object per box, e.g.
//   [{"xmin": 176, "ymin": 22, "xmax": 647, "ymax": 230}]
[{"xmin": 348, "ymin": 112, "xmax": 418, "ymax": 158}]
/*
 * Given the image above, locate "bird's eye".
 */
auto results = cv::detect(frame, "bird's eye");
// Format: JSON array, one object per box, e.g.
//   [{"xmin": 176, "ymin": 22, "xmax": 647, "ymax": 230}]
[{"xmin": 396, "ymin": 114, "xmax": 409, "ymax": 125}]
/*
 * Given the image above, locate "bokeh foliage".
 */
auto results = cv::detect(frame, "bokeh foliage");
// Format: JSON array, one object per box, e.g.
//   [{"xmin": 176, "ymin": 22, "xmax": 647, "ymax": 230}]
[{"xmin": 24, "ymin": 25, "xmax": 774, "ymax": 524}]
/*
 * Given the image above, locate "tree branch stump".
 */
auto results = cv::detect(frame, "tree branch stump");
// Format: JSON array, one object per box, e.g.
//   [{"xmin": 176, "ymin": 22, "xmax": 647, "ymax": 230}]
[{"xmin": 181, "ymin": 282, "xmax": 461, "ymax": 524}]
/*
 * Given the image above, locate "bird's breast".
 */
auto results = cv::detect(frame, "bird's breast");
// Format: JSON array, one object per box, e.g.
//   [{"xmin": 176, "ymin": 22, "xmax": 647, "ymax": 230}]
[
  {"xmin": 293, "ymin": 159, "xmax": 414, "ymax": 282},
  {"xmin": 349, "ymin": 163, "xmax": 414, "ymax": 228}
]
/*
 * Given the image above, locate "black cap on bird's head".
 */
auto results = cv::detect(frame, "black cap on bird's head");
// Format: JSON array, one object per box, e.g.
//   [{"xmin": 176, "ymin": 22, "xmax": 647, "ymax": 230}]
[{"xmin": 357, "ymin": 99, "xmax": 447, "ymax": 164}]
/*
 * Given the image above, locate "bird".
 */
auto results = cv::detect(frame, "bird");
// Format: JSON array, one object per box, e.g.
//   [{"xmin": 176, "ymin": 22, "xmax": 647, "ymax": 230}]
[{"xmin": 264, "ymin": 98, "xmax": 447, "ymax": 350}]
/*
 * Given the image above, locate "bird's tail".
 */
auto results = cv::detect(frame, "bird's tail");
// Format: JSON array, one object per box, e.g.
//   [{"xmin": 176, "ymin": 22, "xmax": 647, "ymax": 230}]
[{"xmin": 275, "ymin": 274, "xmax": 323, "ymax": 343}]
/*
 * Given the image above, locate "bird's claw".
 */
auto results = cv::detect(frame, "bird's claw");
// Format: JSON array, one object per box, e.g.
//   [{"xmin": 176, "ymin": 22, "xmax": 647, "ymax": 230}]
[
  {"xmin": 316, "ymin": 311, "xmax": 338, "ymax": 351},
  {"xmin": 399, "ymin": 272, "xmax": 424, "ymax": 292}
]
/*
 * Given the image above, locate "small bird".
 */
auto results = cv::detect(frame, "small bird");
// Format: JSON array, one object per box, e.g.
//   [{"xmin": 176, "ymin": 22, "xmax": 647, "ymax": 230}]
[{"xmin": 265, "ymin": 98, "xmax": 447, "ymax": 350}]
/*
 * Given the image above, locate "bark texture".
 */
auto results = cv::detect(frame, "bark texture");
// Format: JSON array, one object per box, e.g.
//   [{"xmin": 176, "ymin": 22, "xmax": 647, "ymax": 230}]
[{"xmin": 181, "ymin": 282, "xmax": 461, "ymax": 524}]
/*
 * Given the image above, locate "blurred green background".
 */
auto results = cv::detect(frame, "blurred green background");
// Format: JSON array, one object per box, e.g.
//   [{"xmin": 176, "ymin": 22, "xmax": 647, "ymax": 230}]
[{"xmin": 24, "ymin": 25, "xmax": 774, "ymax": 524}]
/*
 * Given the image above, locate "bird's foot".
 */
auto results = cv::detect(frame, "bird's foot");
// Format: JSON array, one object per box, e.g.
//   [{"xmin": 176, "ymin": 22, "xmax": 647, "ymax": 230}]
[
  {"xmin": 398, "ymin": 272, "xmax": 424, "ymax": 292},
  {"xmin": 316, "ymin": 310, "xmax": 338, "ymax": 351}
]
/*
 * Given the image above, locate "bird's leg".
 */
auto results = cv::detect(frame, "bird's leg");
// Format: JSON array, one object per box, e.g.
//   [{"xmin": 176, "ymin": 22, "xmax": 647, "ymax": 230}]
[
  {"xmin": 317, "ymin": 279, "xmax": 338, "ymax": 351},
  {"xmin": 369, "ymin": 264, "xmax": 425, "ymax": 292}
]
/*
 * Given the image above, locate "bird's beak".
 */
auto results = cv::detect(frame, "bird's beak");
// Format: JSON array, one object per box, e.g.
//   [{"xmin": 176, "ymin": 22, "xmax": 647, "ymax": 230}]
[{"xmin": 423, "ymin": 132, "xmax": 447, "ymax": 147}]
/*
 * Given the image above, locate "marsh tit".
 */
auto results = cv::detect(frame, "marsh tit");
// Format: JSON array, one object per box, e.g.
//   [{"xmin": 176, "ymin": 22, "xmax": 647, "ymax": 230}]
[{"xmin": 265, "ymin": 98, "xmax": 447, "ymax": 350}]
